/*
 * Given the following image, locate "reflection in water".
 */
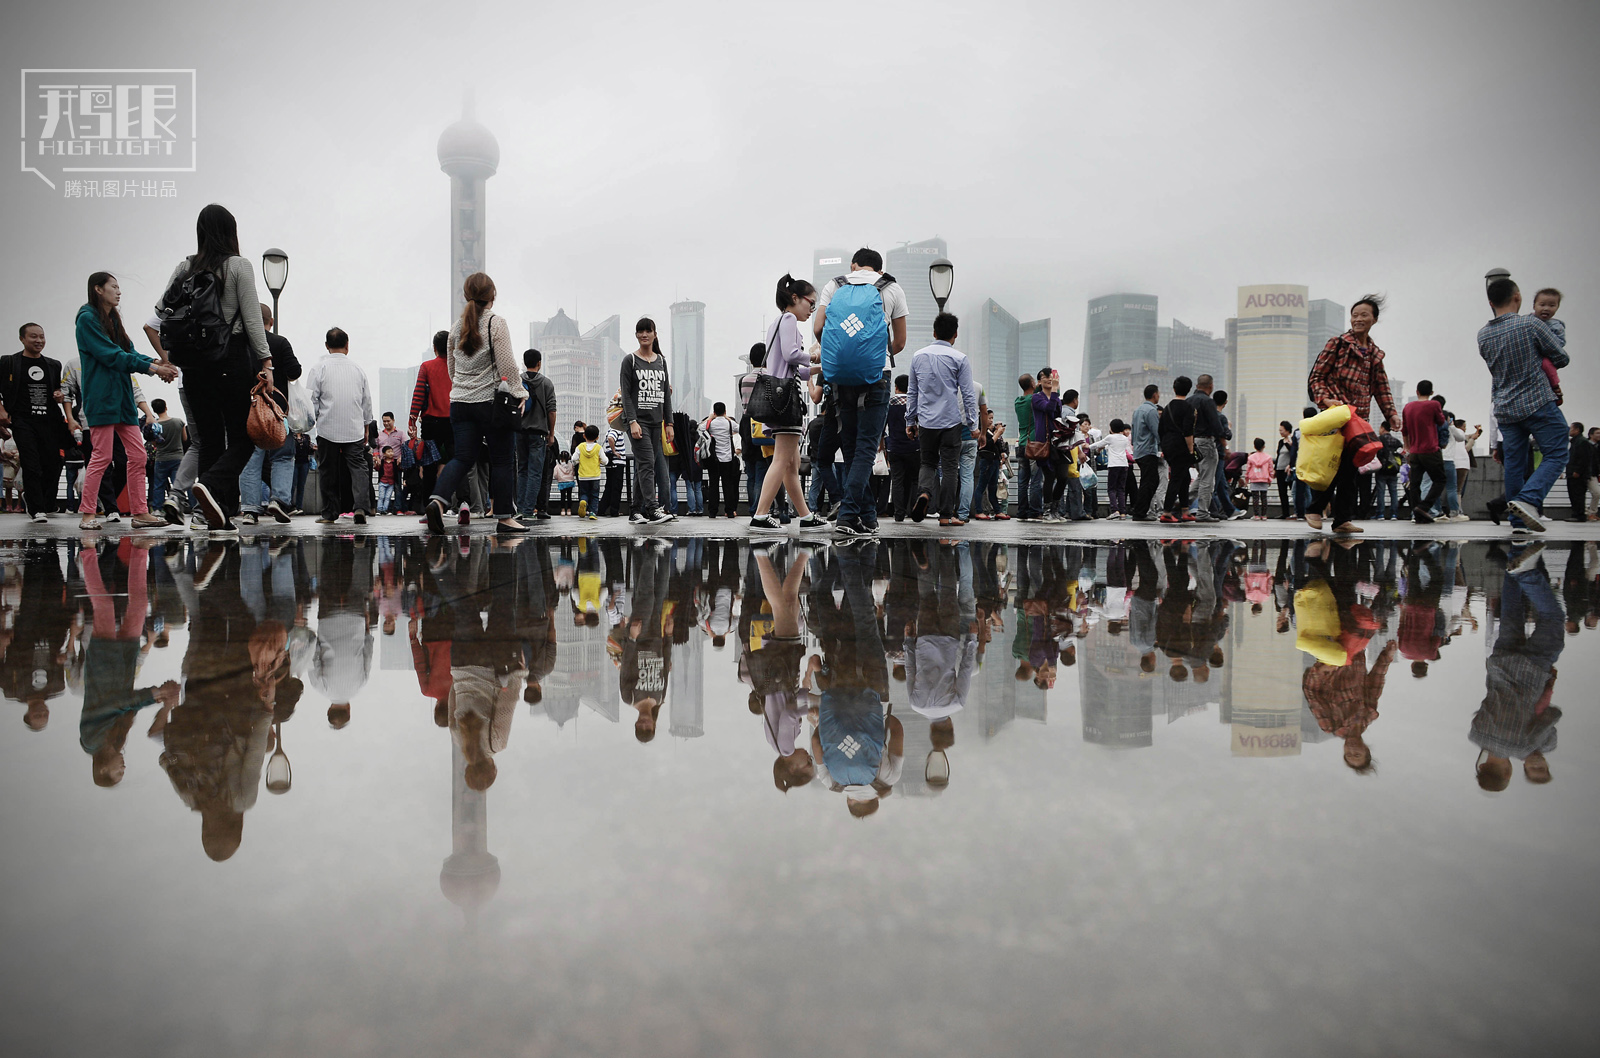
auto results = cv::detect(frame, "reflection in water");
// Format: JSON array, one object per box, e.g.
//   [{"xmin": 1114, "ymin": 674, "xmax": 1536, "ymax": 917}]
[{"xmin": 1, "ymin": 533, "xmax": 1592, "ymax": 868}]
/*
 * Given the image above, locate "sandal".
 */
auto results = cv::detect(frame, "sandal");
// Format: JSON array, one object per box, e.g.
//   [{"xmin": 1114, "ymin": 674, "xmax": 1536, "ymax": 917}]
[{"xmin": 78, "ymin": 517, "xmax": 103, "ymax": 531}]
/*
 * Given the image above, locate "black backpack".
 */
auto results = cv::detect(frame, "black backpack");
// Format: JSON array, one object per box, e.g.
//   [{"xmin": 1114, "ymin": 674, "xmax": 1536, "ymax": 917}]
[{"xmin": 157, "ymin": 260, "xmax": 235, "ymax": 367}]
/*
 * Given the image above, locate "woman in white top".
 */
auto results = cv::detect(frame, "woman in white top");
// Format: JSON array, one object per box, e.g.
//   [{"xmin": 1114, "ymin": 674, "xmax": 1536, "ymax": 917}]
[
  {"xmin": 425, "ymin": 272, "xmax": 529, "ymax": 534},
  {"xmin": 749, "ymin": 275, "xmax": 827, "ymax": 533},
  {"xmin": 1088, "ymin": 418, "xmax": 1134, "ymax": 518}
]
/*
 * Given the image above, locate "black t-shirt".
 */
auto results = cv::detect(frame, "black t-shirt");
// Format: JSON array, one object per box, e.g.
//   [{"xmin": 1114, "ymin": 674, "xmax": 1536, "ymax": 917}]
[{"xmin": 2, "ymin": 351, "xmax": 64, "ymax": 422}]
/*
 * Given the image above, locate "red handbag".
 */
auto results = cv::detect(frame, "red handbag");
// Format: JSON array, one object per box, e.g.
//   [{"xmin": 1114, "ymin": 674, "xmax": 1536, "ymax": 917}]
[{"xmin": 1340, "ymin": 408, "xmax": 1382, "ymax": 467}]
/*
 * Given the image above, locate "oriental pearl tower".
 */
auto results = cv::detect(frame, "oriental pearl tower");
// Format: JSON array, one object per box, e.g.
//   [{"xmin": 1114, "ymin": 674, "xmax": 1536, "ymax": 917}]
[{"xmin": 437, "ymin": 97, "xmax": 500, "ymax": 322}]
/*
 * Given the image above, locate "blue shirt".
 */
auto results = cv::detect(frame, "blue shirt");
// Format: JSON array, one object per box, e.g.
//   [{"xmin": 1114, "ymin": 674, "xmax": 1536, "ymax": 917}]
[
  {"xmin": 1131, "ymin": 400, "xmax": 1161, "ymax": 460},
  {"xmin": 1477, "ymin": 312, "xmax": 1567, "ymax": 423},
  {"xmin": 906, "ymin": 340, "xmax": 977, "ymax": 431}
]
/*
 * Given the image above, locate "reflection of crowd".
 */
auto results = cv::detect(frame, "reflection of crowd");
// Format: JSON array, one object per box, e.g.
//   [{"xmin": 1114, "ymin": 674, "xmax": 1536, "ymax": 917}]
[{"xmin": 2, "ymin": 532, "xmax": 1593, "ymax": 860}]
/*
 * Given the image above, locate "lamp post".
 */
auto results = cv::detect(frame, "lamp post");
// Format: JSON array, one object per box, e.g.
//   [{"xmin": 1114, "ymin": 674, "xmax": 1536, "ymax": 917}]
[
  {"xmin": 1484, "ymin": 266, "xmax": 1510, "ymax": 291},
  {"xmin": 929, "ymin": 257, "xmax": 954, "ymax": 312},
  {"xmin": 261, "ymin": 248, "xmax": 289, "ymax": 334}
]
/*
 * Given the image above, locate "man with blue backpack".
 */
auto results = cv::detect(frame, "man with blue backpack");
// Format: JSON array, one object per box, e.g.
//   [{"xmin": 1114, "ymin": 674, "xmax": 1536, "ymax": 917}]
[{"xmin": 813, "ymin": 248, "xmax": 909, "ymax": 539}]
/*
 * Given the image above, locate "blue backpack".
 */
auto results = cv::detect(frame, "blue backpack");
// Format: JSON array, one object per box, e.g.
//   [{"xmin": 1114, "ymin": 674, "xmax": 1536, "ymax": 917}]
[
  {"xmin": 818, "ymin": 689, "xmax": 886, "ymax": 787},
  {"xmin": 820, "ymin": 274, "xmax": 894, "ymax": 386}
]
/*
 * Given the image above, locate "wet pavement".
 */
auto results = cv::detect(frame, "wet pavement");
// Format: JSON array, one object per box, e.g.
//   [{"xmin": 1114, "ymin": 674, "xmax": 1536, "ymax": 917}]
[{"xmin": 0, "ymin": 533, "xmax": 1596, "ymax": 1057}]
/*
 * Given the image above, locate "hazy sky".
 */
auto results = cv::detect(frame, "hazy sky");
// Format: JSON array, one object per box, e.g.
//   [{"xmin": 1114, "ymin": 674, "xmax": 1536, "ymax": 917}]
[{"xmin": 4, "ymin": 0, "xmax": 1597, "ymax": 427}]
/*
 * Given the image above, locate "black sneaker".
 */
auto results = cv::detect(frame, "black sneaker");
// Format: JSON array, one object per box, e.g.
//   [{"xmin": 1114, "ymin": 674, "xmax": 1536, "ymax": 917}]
[
  {"xmin": 797, "ymin": 515, "xmax": 828, "ymax": 532},
  {"xmin": 646, "ymin": 509, "xmax": 674, "ymax": 525},
  {"xmin": 834, "ymin": 519, "xmax": 867, "ymax": 538},
  {"xmin": 1486, "ymin": 496, "xmax": 1507, "ymax": 525},
  {"xmin": 162, "ymin": 498, "xmax": 183, "ymax": 526},
  {"xmin": 192, "ymin": 483, "xmax": 229, "ymax": 531},
  {"xmin": 749, "ymin": 515, "xmax": 784, "ymax": 533},
  {"xmin": 1412, "ymin": 509, "xmax": 1434, "ymax": 524},
  {"xmin": 353, "ymin": 512, "xmax": 367, "ymax": 525},
  {"xmin": 426, "ymin": 499, "xmax": 446, "ymax": 535}
]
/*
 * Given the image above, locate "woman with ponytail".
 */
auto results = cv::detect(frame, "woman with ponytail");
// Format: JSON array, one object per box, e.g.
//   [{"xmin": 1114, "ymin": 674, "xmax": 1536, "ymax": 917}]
[
  {"xmin": 749, "ymin": 275, "xmax": 827, "ymax": 533},
  {"xmin": 75, "ymin": 272, "xmax": 179, "ymax": 530},
  {"xmin": 425, "ymin": 272, "xmax": 528, "ymax": 534}
]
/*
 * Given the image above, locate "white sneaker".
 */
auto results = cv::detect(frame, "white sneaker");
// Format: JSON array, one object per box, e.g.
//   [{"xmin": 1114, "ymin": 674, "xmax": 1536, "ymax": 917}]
[
  {"xmin": 30, "ymin": 512, "xmax": 47, "ymax": 524},
  {"xmin": 1452, "ymin": 513, "xmax": 1472, "ymax": 522}
]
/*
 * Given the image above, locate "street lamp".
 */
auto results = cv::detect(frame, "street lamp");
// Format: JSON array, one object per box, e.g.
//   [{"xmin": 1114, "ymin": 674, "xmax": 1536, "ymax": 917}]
[
  {"xmin": 929, "ymin": 258, "xmax": 954, "ymax": 312},
  {"xmin": 261, "ymin": 248, "xmax": 289, "ymax": 334},
  {"xmin": 1484, "ymin": 266, "xmax": 1510, "ymax": 290}
]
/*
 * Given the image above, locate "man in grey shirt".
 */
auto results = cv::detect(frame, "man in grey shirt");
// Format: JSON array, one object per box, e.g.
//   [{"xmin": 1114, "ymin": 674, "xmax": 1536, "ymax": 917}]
[
  {"xmin": 517, "ymin": 348, "xmax": 556, "ymax": 521},
  {"xmin": 1187, "ymin": 374, "xmax": 1224, "ymax": 523}
]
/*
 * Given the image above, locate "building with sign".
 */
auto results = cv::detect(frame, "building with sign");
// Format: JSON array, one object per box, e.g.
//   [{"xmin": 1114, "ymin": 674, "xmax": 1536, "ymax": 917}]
[
  {"xmin": 1233, "ymin": 284, "xmax": 1310, "ymax": 443},
  {"xmin": 886, "ymin": 237, "xmax": 948, "ymax": 354},
  {"xmin": 1081, "ymin": 294, "xmax": 1158, "ymax": 420},
  {"xmin": 812, "ymin": 247, "xmax": 851, "ymax": 293},
  {"xmin": 670, "ymin": 300, "xmax": 706, "ymax": 418}
]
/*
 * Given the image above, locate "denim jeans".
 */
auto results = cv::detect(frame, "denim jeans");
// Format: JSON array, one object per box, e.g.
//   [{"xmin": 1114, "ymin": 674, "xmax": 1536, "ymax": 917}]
[
  {"xmin": 432, "ymin": 400, "xmax": 517, "ymax": 517},
  {"xmin": 1375, "ymin": 473, "xmax": 1399, "ymax": 517},
  {"xmin": 377, "ymin": 482, "xmax": 395, "ymax": 513},
  {"xmin": 1431, "ymin": 459, "xmax": 1460, "ymax": 516},
  {"xmin": 239, "ymin": 431, "xmax": 297, "ymax": 513},
  {"xmin": 517, "ymin": 430, "xmax": 549, "ymax": 515},
  {"xmin": 832, "ymin": 375, "xmax": 891, "ymax": 525},
  {"xmin": 148, "ymin": 459, "xmax": 181, "ymax": 509},
  {"xmin": 292, "ymin": 460, "xmax": 310, "ymax": 511},
  {"xmin": 807, "ymin": 414, "xmax": 842, "ymax": 511},
  {"xmin": 1210, "ymin": 457, "xmax": 1236, "ymax": 516},
  {"xmin": 1017, "ymin": 455, "xmax": 1043, "ymax": 517},
  {"xmin": 578, "ymin": 478, "xmax": 599, "ymax": 513},
  {"xmin": 957, "ymin": 436, "xmax": 978, "ymax": 521},
  {"xmin": 974, "ymin": 455, "xmax": 1000, "ymax": 515},
  {"xmin": 1500, "ymin": 401, "xmax": 1569, "ymax": 520},
  {"xmin": 745, "ymin": 458, "xmax": 769, "ymax": 520},
  {"xmin": 670, "ymin": 472, "xmax": 703, "ymax": 513}
]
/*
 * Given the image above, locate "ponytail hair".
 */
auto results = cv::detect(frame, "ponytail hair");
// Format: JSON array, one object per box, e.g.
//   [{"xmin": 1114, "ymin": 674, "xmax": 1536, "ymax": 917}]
[
  {"xmin": 635, "ymin": 317, "xmax": 661, "ymax": 354},
  {"xmin": 458, "ymin": 272, "xmax": 497, "ymax": 355},
  {"xmin": 774, "ymin": 273, "xmax": 816, "ymax": 313},
  {"xmin": 86, "ymin": 272, "xmax": 132, "ymax": 351}
]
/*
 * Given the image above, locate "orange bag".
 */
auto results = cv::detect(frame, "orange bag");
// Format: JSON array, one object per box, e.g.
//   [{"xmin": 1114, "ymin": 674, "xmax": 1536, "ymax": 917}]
[
  {"xmin": 247, "ymin": 372, "xmax": 287, "ymax": 450},
  {"xmin": 1340, "ymin": 408, "xmax": 1382, "ymax": 467}
]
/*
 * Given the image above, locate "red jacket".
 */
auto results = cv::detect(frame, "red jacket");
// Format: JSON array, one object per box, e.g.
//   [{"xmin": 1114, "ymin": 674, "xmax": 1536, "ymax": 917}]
[{"xmin": 410, "ymin": 357, "xmax": 452, "ymax": 421}]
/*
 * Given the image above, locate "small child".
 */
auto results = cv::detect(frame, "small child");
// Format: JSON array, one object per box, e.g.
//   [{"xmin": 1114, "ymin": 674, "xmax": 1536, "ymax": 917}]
[
  {"xmin": 0, "ymin": 437, "xmax": 18, "ymax": 511},
  {"xmin": 553, "ymin": 451, "xmax": 576, "ymax": 514},
  {"xmin": 376, "ymin": 447, "xmax": 398, "ymax": 514},
  {"xmin": 1530, "ymin": 287, "xmax": 1565, "ymax": 405},
  {"xmin": 575, "ymin": 423, "xmax": 607, "ymax": 520},
  {"xmin": 1244, "ymin": 437, "xmax": 1275, "ymax": 519}
]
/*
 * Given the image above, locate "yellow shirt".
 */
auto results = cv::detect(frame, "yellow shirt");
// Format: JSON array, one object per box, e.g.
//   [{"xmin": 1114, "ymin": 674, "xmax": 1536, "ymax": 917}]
[{"xmin": 576, "ymin": 440, "xmax": 606, "ymax": 480}]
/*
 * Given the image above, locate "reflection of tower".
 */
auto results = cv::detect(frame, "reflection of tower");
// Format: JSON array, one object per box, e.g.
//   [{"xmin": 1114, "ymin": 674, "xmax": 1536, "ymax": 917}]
[
  {"xmin": 439, "ymin": 736, "xmax": 499, "ymax": 925},
  {"xmin": 436, "ymin": 98, "xmax": 500, "ymax": 322},
  {"xmin": 668, "ymin": 632, "xmax": 704, "ymax": 739}
]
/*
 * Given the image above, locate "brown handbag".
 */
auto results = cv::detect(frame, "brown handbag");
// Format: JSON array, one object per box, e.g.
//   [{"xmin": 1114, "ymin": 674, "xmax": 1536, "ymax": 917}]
[
  {"xmin": 247, "ymin": 372, "xmax": 287, "ymax": 449},
  {"xmin": 1024, "ymin": 440, "xmax": 1050, "ymax": 460}
]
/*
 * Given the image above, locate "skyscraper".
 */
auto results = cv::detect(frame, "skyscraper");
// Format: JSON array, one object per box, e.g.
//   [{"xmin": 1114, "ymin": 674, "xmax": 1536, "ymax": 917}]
[
  {"xmin": 1166, "ymin": 319, "xmax": 1226, "ymax": 390},
  {"xmin": 670, "ymin": 300, "xmax": 706, "ymax": 417},
  {"xmin": 1019, "ymin": 318, "xmax": 1051, "ymax": 377},
  {"xmin": 1092, "ymin": 360, "xmax": 1170, "ymax": 433},
  {"xmin": 1306, "ymin": 298, "xmax": 1346, "ymax": 372},
  {"xmin": 378, "ymin": 367, "xmax": 415, "ymax": 427},
  {"xmin": 1081, "ymin": 293, "xmax": 1158, "ymax": 419},
  {"xmin": 812, "ymin": 247, "xmax": 850, "ymax": 292},
  {"xmin": 436, "ymin": 101, "xmax": 499, "ymax": 321},
  {"xmin": 536, "ymin": 309, "xmax": 608, "ymax": 429},
  {"xmin": 965, "ymin": 299, "xmax": 1019, "ymax": 406},
  {"xmin": 1234, "ymin": 284, "xmax": 1310, "ymax": 444},
  {"xmin": 886, "ymin": 237, "xmax": 947, "ymax": 354}
]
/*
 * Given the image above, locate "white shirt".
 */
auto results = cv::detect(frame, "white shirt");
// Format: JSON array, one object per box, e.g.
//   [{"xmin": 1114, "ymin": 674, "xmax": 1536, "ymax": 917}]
[
  {"xmin": 704, "ymin": 414, "xmax": 737, "ymax": 461},
  {"xmin": 1443, "ymin": 424, "xmax": 1468, "ymax": 464},
  {"xmin": 305, "ymin": 352, "xmax": 374, "ymax": 444},
  {"xmin": 1089, "ymin": 432, "xmax": 1133, "ymax": 467},
  {"xmin": 817, "ymin": 269, "xmax": 910, "ymax": 373}
]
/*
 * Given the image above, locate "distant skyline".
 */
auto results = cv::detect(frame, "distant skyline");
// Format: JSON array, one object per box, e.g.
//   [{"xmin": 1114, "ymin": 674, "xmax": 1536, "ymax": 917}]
[{"xmin": 2, "ymin": 0, "xmax": 1594, "ymax": 429}]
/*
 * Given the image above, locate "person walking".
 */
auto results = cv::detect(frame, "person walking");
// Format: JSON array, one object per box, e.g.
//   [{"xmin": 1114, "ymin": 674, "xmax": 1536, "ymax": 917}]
[
  {"xmin": 516, "ymin": 347, "xmax": 556, "ymax": 521},
  {"xmin": 884, "ymin": 374, "xmax": 920, "ymax": 521},
  {"xmin": 411, "ymin": 330, "xmax": 470, "ymax": 526},
  {"xmin": 155, "ymin": 204, "xmax": 274, "ymax": 531},
  {"xmin": 145, "ymin": 398, "xmax": 186, "ymax": 511},
  {"xmin": 1564, "ymin": 421, "xmax": 1590, "ymax": 523},
  {"xmin": 75, "ymin": 272, "xmax": 178, "ymax": 530},
  {"xmin": 1478, "ymin": 277, "xmax": 1569, "ymax": 533},
  {"xmin": 1304, "ymin": 296, "xmax": 1400, "ymax": 533},
  {"xmin": 1130, "ymin": 384, "xmax": 1162, "ymax": 521},
  {"xmin": 907, "ymin": 312, "xmax": 978, "ymax": 527},
  {"xmin": 701, "ymin": 402, "xmax": 741, "ymax": 518},
  {"xmin": 238, "ymin": 303, "xmax": 300, "ymax": 525},
  {"xmin": 812, "ymin": 248, "xmax": 908, "ymax": 539},
  {"xmin": 1159, "ymin": 375, "xmax": 1197, "ymax": 523},
  {"xmin": 1187, "ymin": 374, "xmax": 1224, "ymax": 523},
  {"xmin": 305, "ymin": 328, "xmax": 374, "ymax": 525},
  {"xmin": 1, "ymin": 322, "xmax": 74, "ymax": 522},
  {"xmin": 749, "ymin": 275, "xmax": 827, "ymax": 533},
  {"xmin": 424, "ymin": 273, "xmax": 528, "ymax": 534},
  {"xmin": 1401, "ymin": 380, "xmax": 1449, "ymax": 525},
  {"xmin": 618, "ymin": 318, "xmax": 675, "ymax": 526}
]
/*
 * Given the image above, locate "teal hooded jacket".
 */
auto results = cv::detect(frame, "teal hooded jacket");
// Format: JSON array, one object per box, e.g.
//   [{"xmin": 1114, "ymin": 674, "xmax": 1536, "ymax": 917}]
[{"xmin": 75, "ymin": 304, "xmax": 156, "ymax": 427}]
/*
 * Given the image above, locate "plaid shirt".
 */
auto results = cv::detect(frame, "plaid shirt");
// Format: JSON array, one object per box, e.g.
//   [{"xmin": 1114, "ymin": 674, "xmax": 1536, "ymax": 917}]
[
  {"xmin": 1308, "ymin": 333, "xmax": 1398, "ymax": 428},
  {"xmin": 1476, "ymin": 312, "xmax": 1568, "ymax": 423}
]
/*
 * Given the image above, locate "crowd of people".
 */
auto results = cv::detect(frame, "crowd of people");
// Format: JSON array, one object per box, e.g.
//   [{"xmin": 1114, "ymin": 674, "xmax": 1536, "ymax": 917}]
[
  {"xmin": 1, "ymin": 220, "xmax": 1591, "ymax": 537},
  {"xmin": 1, "ymin": 529, "xmax": 1587, "ymax": 855}
]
